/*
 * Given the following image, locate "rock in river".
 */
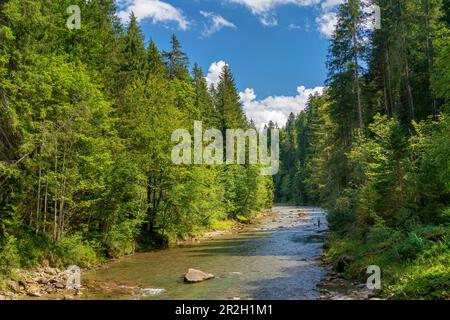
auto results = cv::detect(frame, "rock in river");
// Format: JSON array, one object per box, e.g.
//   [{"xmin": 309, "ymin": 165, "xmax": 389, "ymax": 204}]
[{"xmin": 184, "ymin": 269, "xmax": 214, "ymax": 283}]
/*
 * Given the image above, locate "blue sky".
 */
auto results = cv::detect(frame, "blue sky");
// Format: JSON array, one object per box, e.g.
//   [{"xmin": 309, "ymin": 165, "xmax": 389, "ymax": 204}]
[{"xmin": 116, "ymin": 0, "xmax": 344, "ymax": 127}]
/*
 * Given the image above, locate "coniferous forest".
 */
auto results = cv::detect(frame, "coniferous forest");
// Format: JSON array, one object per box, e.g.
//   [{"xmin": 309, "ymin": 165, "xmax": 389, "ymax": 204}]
[
  {"xmin": 275, "ymin": 0, "xmax": 449, "ymax": 299},
  {"xmin": 0, "ymin": 0, "xmax": 449, "ymax": 301}
]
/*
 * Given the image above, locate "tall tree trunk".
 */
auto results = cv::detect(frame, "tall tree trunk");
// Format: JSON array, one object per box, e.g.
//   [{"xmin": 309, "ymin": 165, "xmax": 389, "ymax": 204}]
[
  {"xmin": 353, "ymin": 20, "xmax": 364, "ymax": 132},
  {"xmin": 399, "ymin": 2, "xmax": 415, "ymax": 119},
  {"xmin": 402, "ymin": 38, "xmax": 415, "ymax": 120},
  {"xmin": 57, "ymin": 147, "xmax": 67, "ymax": 242},
  {"xmin": 43, "ymin": 176, "xmax": 48, "ymax": 234},
  {"xmin": 424, "ymin": 0, "xmax": 437, "ymax": 114},
  {"xmin": 36, "ymin": 164, "xmax": 42, "ymax": 235},
  {"xmin": 58, "ymin": 176, "xmax": 66, "ymax": 242},
  {"xmin": 147, "ymin": 176, "xmax": 155, "ymax": 232},
  {"xmin": 385, "ymin": 47, "xmax": 395, "ymax": 114},
  {"xmin": 53, "ymin": 139, "xmax": 58, "ymax": 242},
  {"xmin": 382, "ymin": 74, "xmax": 390, "ymax": 116}
]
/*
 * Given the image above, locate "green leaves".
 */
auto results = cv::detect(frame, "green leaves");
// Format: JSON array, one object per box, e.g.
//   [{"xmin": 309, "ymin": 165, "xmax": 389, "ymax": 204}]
[
  {"xmin": 275, "ymin": 0, "xmax": 449, "ymax": 299},
  {"xmin": 0, "ymin": 0, "xmax": 274, "ymax": 270}
]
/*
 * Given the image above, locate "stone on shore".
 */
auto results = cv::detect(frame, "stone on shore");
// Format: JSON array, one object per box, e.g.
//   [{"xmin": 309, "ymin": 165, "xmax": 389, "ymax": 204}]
[
  {"xmin": 26, "ymin": 285, "xmax": 42, "ymax": 297},
  {"xmin": 6, "ymin": 280, "xmax": 19, "ymax": 293}
]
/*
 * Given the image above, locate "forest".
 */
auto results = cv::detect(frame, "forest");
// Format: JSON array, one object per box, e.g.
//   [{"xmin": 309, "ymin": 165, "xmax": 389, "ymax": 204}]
[
  {"xmin": 275, "ymin": 0, "xmax": 449, "ymax": 299},
  {"xmin": 0, "ymin": 0, "xmax": 273, "ymax": 273},
  {"xmin": 0, "ymin": 0, "xmax": 448, "ymax": 301}
]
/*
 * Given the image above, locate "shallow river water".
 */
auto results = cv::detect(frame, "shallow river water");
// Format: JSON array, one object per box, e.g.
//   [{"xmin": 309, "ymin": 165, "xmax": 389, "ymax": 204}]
[{"xmin": 81, "ymin": 206, "xmax": 329, "ymax": 300}]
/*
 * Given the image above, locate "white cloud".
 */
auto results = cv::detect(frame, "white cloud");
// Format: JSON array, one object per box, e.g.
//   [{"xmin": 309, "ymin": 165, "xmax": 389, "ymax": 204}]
[
  {"xmin": 117, "ymin": 0, "xmax": 189, "ymax": 30},
  {"xmin": 205, "ymin": 60, "xmax": 324, "ymax": 129},
  {"xmin": 200, "ymin": 11, "xmax": 236, "ymax": 37},
  {"xmin": 228, "ymin": 0, "xmax": 320, "ymax": 14},
  {"xmin": 239, "ymin": 88, "xmax": 257, "ymax": 104},
  {"xmin": 321, "ymin": 0, "xmax": 345, "ymax": 10},
  {"xmin": 205, "ymin": 61, "xmax": 228, "ymax": 88},
  {"xmin": 224, "ymin": 0, "xmax": 345, "ymax": 36},
  {"xmin": 226, "ymin": 0, "xmax": 321, "ymax": 26},
  {"xmin": 315, "ymin": 0, "xmax": 379, "ymax": 38},
  {"xmin": 240, "ymin": 86, "xmax": 324, "ymax": 129},
  {"xmin": 288, "ymin": 23, "xmax": 302, "ymax": 30},
  {"xmin": 316, "ymin": 11, "xmax": 338, "ymax": 37},
  {"xmin": 260, "ymin": 14, "xmax": 279, "ymax": 27},
  {"xmin": 314, "ymin": 0, "xmax": 344, "ymax": 38}
]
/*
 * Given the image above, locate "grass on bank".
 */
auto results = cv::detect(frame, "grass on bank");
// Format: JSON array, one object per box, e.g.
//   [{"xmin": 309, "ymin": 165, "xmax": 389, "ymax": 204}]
[{"xmin": 324, "ymin": 223, "xmax": 450, "ymax": 299}]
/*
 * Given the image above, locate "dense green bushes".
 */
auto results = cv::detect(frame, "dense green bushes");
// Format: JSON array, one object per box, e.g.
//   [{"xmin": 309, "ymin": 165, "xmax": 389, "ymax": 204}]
[
  {"xmin": 0, "ymin": 235, "xmax": 19, "ymax": 276},
  {"xmin": 54, "ymin": 234, "xmax": 99, "ymax": 268},
  {"xmin": 389, "ymin": 241, "xmax": 449, "ymax": 299},
  {"xmin": 324, "ymin": 225, "xmax": 449, "ymax": 299}
]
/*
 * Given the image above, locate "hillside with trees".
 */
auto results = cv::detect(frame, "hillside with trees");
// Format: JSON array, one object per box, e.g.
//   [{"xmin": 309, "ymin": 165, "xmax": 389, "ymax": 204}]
[
  {"xmin": 275, "ymin": 0, "xmax": 449, "ymax": 299},
  {"xmin": 0, "ymin": 0, "xmax": 448, "ymax": 301},
  {"xmin": 0, "ymin": 0, "xmax": 273, "ymax": 273}
]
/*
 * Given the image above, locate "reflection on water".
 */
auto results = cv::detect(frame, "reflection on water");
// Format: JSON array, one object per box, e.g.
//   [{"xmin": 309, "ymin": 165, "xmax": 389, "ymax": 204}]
[{"xmin": 81, "ymin": 206, "xmax": 328, "ymax": 300}]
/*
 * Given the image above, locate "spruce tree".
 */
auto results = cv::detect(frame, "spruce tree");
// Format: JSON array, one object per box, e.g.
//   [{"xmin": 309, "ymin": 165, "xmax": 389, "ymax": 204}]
[
  {"xmin": 122, "ymin": 12, "xmax": 148, "ymax": 82},
  {"xmin": 192, "ymin": 64, "xmax": 216, "ymax": 126},
  {"xmin": 147, "ymin": 39, "xmax": 167, "ymax": 78},
  {"xmin": 216, "ymin": 65, "xmax": 247, "ymax": 132},
  {"xmin": 163, "ymin": 34, "xmax": 190, "ymax": 80}
]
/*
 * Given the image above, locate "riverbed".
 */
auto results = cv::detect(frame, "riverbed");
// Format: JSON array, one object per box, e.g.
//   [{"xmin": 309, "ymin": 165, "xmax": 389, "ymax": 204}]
[{"xmin": 79, "ymin": 206, "xmax": 330, "ymax": 300}]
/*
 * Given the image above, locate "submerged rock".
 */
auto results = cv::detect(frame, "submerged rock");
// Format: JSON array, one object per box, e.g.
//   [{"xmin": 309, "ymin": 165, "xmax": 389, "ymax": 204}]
[
  {"xmin": 184, "ymin": 269, "xmax": 214, "ymax": 283},
  {"xmin": 138, "ymin": 288, "xmax": 166, "ymax": 298}
]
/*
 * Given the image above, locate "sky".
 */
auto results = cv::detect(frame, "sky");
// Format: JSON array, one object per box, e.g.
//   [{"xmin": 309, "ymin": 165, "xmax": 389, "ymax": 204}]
[{"xmin": 116, "ymin": 0, "xmax": 346, "ymax": 128}]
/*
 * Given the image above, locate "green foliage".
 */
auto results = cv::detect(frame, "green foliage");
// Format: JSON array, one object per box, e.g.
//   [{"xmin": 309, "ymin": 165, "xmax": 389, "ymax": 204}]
[
  {"xmin": 324, "ymin": 224, "xmax": 449, "ymax": 299},
  {"xmin": 0, "ymin": 234, "xmax": 20, "ymax": 276},
  {"xmin": 411, "ymin": 114, "xmax": 450, "ymax": 223},
  {"xmin": 103, "ymin": 220, "xmax": 140, "ymax": 258},
  {"xmin": 54, "ymin": 234, "xmax": 99, "ymax": 268},
  {"xmin": 0, "ymin": 0, "xmax": 272, "ymax": 274},
  {"xmin": 327, "ymin": 191, "xmax": 358, "ymax": 233},
  {"xmin": 276, "ymin": 0, "xmax": 449, "ymax": 299},
  {"xmin": 14, "ymin": 227, "xmax": 51, "ymax": 268},
  {"xmin": 432, "ymin": 26, "xmax": 450, "ymax": 106},
  {"xmin": 395, "ymin": 232, "xmax": 425, "ymax": 261},
  {"xmin": 389, "ymin": 240, "xmax": 450, "ymax": 299}
]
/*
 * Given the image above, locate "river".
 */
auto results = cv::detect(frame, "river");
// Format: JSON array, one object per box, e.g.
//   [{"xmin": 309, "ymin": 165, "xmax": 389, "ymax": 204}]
[{"xmin": 80, "ymin": 206, "xmax": 329, "ymax": 300}]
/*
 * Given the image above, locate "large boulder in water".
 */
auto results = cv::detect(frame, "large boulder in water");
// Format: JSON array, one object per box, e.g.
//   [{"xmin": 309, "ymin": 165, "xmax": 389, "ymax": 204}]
[{"xmin": 184, "ymin": 269, "xmax": 214, "ymax": 283}]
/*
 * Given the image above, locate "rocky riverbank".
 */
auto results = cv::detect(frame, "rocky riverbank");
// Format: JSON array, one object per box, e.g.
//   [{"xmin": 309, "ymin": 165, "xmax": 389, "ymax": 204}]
[
  {"xmin": 173, "ymin": 209, "xmax": 275, "ymax": 245},
  {"xmin": 0, "ymin": 265, "xmax": 83, "ymax": 300},
  {"xmin": 317, "ymin": 268, "xmax": 382, "ymax": 300},
  {"xmin": 1, "ymin": 210, "xmax": 274, "ymax": 300},
  {"xmin": 0, "ymin": 207, "xmax": 380, "ymax": 300}
]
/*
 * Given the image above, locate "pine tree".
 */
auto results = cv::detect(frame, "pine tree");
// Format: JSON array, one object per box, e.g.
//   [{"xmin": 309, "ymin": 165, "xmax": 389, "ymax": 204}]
[
  {"xmin": 163, "ymin": 34, "xmax": 190, "ymax": 80},
  {"xmin": 192, "ymin": 64, "xmax": 216, "ymax": 126},
  {"xmin": 121, "ymin": 12, "xmax": 148, "ymax": 82},
  {"xmin": 216, "ymin": 65, "xmax": 247, "ymax": 132},
  {"xmin": 147, "ymin": 39, "xmax": 167, "ymax": 78},
  {"xmin": 327, "ymin": 0, "xmax": 368, "ymax": 134}
]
